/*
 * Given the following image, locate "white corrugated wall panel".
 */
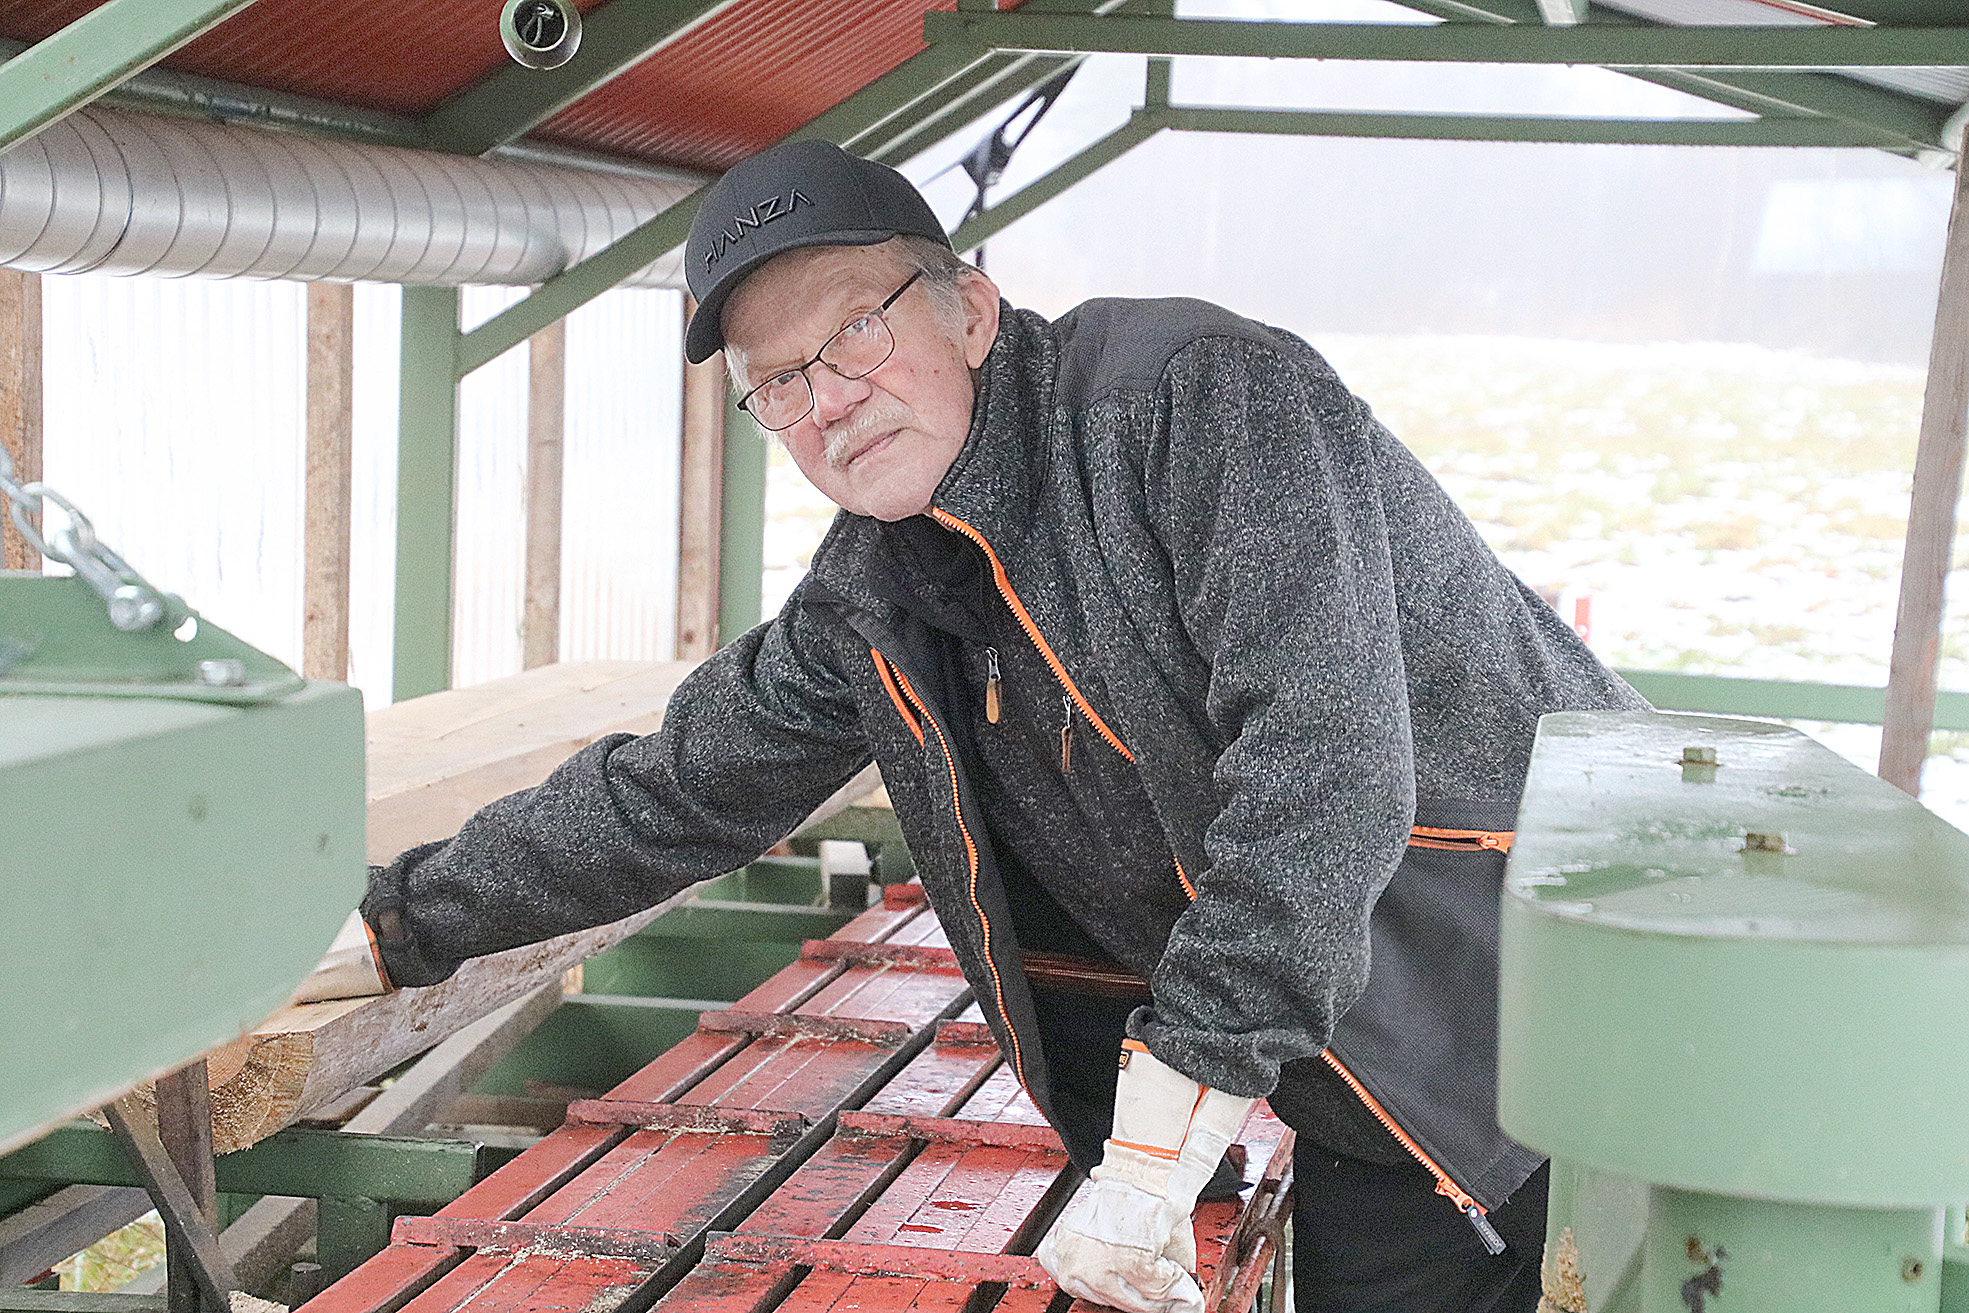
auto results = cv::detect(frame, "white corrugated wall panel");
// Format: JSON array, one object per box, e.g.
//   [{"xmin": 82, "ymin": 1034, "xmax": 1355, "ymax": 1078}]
[
  {"xmin": 32, "ymin": 273, "xmax": 684, "ymax": 711},
  {"xmin": 561, "ymin": 288, "xmax": 683, "ymax": 664}
]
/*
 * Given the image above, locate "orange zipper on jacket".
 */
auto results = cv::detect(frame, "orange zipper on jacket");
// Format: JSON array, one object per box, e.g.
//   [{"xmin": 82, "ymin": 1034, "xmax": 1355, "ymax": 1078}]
[
  {"xmin": 1409, "ymin": 826, "xmax": 1514, "ymax": 853},
  {"xmin": 1321, "ymin": 1051, "xmax": 1507, "ymax": 1254},
  {"xmin": 876, "ymin": 650, "xmax": 1033, "ymax": 1098},
  {"xmin": 871, "ymin": 649, "xmax": 923, "ymax": 745},
  {"xmin": 917, "ymin": 508, "xmax": 1506, "ymax": 1247},
  {"xmin": 930, "ymin": 508, "xmax": 1134, "ymax": 762}
]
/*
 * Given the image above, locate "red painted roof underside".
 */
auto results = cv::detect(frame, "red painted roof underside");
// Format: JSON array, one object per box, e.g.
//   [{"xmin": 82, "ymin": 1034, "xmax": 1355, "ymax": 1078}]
[{"xmin": 0, "ymin": 0, "xmax": 971, "ymax": 172}]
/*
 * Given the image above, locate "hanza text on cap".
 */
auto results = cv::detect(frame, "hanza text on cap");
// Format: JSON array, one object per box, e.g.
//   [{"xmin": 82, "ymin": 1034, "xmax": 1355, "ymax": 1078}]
[{"xmin": 704, "ymin": 189, "xmax": 815, "ymax": 268}]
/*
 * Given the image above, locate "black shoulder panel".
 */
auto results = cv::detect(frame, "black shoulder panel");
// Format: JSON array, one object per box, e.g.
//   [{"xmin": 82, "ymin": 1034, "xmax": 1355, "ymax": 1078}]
[{"xmin": 1052, "ymin": 297, "xmax": 1283, "ymax": 409}]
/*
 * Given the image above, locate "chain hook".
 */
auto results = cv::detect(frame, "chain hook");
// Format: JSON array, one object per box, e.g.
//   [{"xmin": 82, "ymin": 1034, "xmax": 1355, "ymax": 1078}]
[{"xmin": 1, "ymin": 437, "xmax": 173, "ymax": 631}]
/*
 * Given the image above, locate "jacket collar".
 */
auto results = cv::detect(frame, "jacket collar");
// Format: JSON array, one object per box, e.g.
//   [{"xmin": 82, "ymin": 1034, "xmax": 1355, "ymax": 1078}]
[
  {"xmin": 926, "ymin": 304, "xmax": 1058, "ymax": 554},
  {"xmin": 802, "ymin": 304, "xmax": 1057, "ymax": 623}
]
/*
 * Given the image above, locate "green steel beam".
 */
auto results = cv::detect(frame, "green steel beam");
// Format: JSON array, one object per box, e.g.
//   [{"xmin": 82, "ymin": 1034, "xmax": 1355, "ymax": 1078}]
[
  {"xmin": 1387, "ymin": 0, "xmax": 1953, "ymax": 152},
  {"xmin": 865, "ymin": 0, "xmax": 1168, "ymax": 166},
  {"xmin": 798, "ymin": 40, "xmax": 1007, "ymax": 155},
  {"xmin": 0, "ymin": 0, "xmax": 261, "ymax": 153},
  {"xmin": 1154, "ymin": 105, "xmax": 1907, "ymax": 148},
  {"xmin": 948, "ymin": 116, "xmax": 1163, "ymax": 253},
  {"xmin": 456, "ymin": 200, "xmax": 701, "ymax": 376},
  {"xmin": 454, "ymin": 41, "xmax": 1008, "ymax": 374},
  {"xmin": 421, "ymin": 0, "xmax": 736, "ymax": 156},
  {"xmin": 862, "ymin": 51, "xmax": 1081, "ymax": 167},
  {"xmin": 0, "ymin": 1126, "xmax": 482, "ymax": 1204},
  {"xmin": 926, "ymin": 12, "xmax": 1969, "ymax": 69},
  {"xmin": 718, "ymin": 397, "xmax": 768, "ymax": 641},
  {"xmin": 392, "ymin": 286, "xmax": 463, "ymax": 701},
  {"xmin": 1616, "ymin": 669, "xmax": 1969, "ymax": 733}
]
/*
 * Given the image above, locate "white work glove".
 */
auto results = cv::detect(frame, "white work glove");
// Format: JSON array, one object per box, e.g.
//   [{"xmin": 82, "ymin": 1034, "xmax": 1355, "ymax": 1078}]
[
  {"xmin": 1037, "ymin": 1040, "xmax": 1254, "ymax": 1313},
  {"xmin": 292, "ymin": 910, "xmax": 394, "ymax": 1003}
]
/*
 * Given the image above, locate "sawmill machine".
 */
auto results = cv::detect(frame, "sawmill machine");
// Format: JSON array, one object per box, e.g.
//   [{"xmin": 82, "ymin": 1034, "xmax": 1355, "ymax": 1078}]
[
  {"xmin": 0, "ymin": 461, "xmax": 365, "ymax": 1158},
  {"xmin": 1500, "ymin": 710, "xmax": 1969, "ymax": 1313}
]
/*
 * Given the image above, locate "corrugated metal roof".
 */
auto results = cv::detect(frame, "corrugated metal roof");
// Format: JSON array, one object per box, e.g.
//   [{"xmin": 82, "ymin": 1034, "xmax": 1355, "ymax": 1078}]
[
  {"xmin": 0, "ymin": 0, "xmax": 606, "ymax": 117},
  {"xmin": 536, "ymin": 0, "xmax": 959, "ymax": 172},
  {"xmin": 0, "ymin": 0, "xmax": 1959, "ymax": 176}
]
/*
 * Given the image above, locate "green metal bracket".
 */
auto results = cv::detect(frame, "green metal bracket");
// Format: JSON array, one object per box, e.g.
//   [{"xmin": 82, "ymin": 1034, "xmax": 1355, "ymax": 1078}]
[
  {"xmin": 0, "ymin": 1125, "xmax": 483, "ymax": 1204},
  {"xmin": 316, "ymin": 1196, "xmax": 391, "ymax": 1283},
  {"xmin": 393, "ymin": 286, "xmax": 463, "ymax": 701},
  {"xmin": 1502, "ymin": 710, "xmax": 1969, "ymax": 1310},
  {"xmin": 0, "ymin": 0, "xmax": 262, "ymax": 154},
  {"xmin": 421, "ymin": 0, "xmax": 734, "ymax": 156},
  {"xmin": 0, "ymin": 574, "xmax": 303, "ymax": 705},
  {"xmin": 925, "ymin": 12, "xmax": 1969, "ymax": 68},
  {"xmin": 2, "ymin": 602, "xmax": 363, "ymax": 1156}
]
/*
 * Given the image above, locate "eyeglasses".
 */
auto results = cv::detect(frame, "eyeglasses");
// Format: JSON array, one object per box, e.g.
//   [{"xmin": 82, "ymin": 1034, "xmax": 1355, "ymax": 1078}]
[{"xmin": 736, "ymin": 271, "xmax": 924, "ymax": 432}]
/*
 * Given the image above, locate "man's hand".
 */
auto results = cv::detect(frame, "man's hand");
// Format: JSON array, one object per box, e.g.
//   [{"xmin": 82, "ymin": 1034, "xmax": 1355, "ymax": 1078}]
[
  {"xmin": 1036, "ymin": 1041, "xmax": 1254, "ymax": 1313},
  {"xmin": 292, "ymin": 910, "xmax": 394, "ymax": 1004}
]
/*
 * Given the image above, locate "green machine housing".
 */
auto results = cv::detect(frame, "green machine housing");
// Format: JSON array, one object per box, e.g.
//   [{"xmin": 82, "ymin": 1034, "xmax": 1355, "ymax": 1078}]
[
  {"xmin": 1500, "ymin": 710, "xmax": 1969, "ymax": 1312},
  {"xmin": 1, "ymin": 573, "xmax": 366, "ymax": 1156}
]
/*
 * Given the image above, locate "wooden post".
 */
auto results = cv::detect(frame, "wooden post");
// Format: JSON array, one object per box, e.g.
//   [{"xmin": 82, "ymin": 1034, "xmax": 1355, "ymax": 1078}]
[
  {"xmin": 0, "ymin": 269, "xmax": 42, "ymax": 572},
  {"xmin": 676, "ymin": 295, "xmax": 726, "ymax": 660},
  {"xmin": 1881, "ymin": 138, "xmax": 1969, "ymax": 796},
  {"xmin": 523, "ymin": 318, "xmax": 566, "ymax": 670},
  {"xmin": 153, "ymin": 1062, "xmax": 221, "ymax": 1313},
  {"xmin": 303, "ymin": 284, "xmax": 356, "ymax": 682}
]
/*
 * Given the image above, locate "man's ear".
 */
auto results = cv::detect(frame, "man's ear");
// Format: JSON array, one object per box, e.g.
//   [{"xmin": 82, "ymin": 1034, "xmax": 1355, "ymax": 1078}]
[{"xmin": 957, "ymin": 269, "xmax": 1001, "ymax": 369}]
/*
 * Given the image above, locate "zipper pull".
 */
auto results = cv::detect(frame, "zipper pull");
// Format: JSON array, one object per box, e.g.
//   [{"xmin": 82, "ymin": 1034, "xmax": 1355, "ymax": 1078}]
[
  {"xmin": 1059, "ymin": 694, "xmax": 1075, "ymax": 774},
  {"xmin": 1464, "ymin": 1205, "xmax": 1506, "ymax": 1256},
  {"xmin": 984, "ymin": 647, "xmax": 1001, "ymax": 724}
]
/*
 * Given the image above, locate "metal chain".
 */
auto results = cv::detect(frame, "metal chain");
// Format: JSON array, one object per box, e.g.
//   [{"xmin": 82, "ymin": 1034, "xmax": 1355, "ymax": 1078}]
[{"xmin": 1, "ymin": 439, "xmax": 171, "ymax": 631}]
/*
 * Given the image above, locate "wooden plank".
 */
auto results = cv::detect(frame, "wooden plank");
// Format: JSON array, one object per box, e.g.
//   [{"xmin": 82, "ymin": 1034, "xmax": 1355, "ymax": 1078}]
[
  {"xmin": 523, "ymin": 319, "xmax": 566, "ymax": 672},
  {"xmin": 0, "ymin": 268, "xmax": 40, "ymax": 572},
  {"xmin": 364, "ymin": 661, "xmax": 695, "ymax": 863},
  {"xmin": 194, "ymin": 898, "xmax": 687, "ymax": 1149},
  {"xmin": 303, "ymin": 283, "xmax": 356, "ymax": 682},
  {"xmin": 1883, "ymin": 126, "xmax": 1969, "ymax": 794},
  {"xmin": 0, "ymin": 1186, "xmax": 152, "ymax": 1287},
  {"xmin": 676, "ymin": 296, "xmax": 725, "ymax": 662}
]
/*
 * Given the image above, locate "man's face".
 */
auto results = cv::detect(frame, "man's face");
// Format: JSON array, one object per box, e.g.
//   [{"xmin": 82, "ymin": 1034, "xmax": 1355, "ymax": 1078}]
[{"xmin": 722, "ymin": 242, "xmax": 1000, "ymax": 521}]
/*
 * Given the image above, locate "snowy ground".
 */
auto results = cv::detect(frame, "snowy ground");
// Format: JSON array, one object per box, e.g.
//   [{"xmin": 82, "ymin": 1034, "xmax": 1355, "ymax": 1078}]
[{"xmin": 761, "ymin": 335, "xmax": 1969, "ymax": 829}]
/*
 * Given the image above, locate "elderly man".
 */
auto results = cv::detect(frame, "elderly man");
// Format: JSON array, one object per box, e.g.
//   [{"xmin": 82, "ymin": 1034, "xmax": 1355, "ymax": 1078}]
[{"xmin": 349, "ymin": 139, "xmax": 1644, "ymax": 1313}]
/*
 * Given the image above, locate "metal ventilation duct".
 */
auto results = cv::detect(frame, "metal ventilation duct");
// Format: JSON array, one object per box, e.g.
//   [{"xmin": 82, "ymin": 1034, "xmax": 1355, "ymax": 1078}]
[{"xmin": 0, "ymin": 105, "xmax": 703, "ymax": 286}]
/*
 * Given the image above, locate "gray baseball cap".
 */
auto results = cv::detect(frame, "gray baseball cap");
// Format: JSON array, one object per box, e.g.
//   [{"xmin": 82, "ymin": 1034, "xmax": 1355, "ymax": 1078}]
[{"xmin": 683, "ymin": 140, "xmax": 950, "ymax": 364}]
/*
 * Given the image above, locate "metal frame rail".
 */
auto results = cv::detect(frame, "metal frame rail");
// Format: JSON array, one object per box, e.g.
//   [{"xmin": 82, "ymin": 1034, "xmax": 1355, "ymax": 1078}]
[{"xmin": 304, "ymin": 885, "xmax": 1293, "ymax": 1313}]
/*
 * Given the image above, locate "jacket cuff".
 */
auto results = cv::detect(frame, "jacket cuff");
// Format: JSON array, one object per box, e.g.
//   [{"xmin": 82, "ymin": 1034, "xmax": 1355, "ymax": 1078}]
[
  {"xmin": 1126, "ymin": 1005, "xmax": 1285, "ymax": 1100},
  {"xmin": 360, "ymin": 845, "xmax": 464, "ymax": 989}
]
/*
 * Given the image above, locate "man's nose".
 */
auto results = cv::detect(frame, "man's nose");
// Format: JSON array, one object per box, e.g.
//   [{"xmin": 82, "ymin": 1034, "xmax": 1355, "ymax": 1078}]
[{"xmin": 809, "ymin": 365, "xmax": 872, "ymax": 427}]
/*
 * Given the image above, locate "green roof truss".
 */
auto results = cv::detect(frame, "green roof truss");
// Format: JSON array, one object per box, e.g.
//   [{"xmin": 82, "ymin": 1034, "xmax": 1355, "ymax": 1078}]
[{"xmin": 0, "ymin": 0, "xmax": 262, "ymax": 153}]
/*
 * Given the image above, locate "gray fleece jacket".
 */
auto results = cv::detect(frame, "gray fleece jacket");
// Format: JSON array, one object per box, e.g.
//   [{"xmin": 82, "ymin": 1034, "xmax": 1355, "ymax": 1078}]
[{"xmin": 365, "ymin": 297, "xmax": 1644, "ymax": 1219}]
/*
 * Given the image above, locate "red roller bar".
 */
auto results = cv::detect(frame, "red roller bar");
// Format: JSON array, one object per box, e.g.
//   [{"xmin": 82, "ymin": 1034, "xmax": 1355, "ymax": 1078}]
[{"xmin": 304, "ymin": 888, "xmax": 1293, "ymax": 1313}]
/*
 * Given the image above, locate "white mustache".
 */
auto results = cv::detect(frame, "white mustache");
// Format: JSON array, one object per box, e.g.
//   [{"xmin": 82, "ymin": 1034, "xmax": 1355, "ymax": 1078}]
[{"xmin": 821, "ymin": 404, "xmax": 912, "ymax": 471}]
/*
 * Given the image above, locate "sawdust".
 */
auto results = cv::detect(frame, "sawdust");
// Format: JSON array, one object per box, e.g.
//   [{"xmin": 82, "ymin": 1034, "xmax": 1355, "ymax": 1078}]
[
  {"xmin": 1537, "ymin": 1227, "xmax": 1588, "ymax": 1313},
  {"xmin": 101, "ymin": 1034, "xmax": 316, "ymax": 1155},
  {"xmin": 229, "ymin": 1292, "xmax": 287, "ymax": 1313}
]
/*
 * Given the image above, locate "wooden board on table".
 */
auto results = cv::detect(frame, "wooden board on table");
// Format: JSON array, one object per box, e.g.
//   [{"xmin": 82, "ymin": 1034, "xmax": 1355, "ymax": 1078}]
[{"xmin": 150, "ymin": 660, "xmax": 882, "ymax": 1153}]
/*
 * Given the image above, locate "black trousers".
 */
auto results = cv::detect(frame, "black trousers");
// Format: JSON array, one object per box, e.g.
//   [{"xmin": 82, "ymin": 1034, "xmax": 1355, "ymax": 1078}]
[{"xmin": 1292, "ymin": 1149, "xmax": 1549, "ymax": 1313}]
